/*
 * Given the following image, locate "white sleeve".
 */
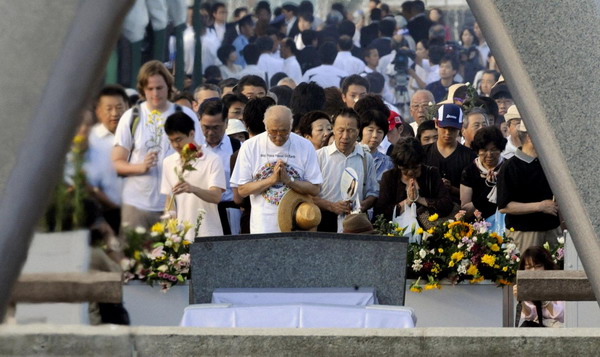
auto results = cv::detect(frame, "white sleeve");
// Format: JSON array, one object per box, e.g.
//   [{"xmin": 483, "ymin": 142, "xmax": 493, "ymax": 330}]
[
  {"xmin": 114, "ymin": 108, "xmax": 134, "ymax": 150},
  {"xmin": 302, "ymin": 141, "xmax": 323, "ymax": 185},
  {"xmin": 160, "ymin": 157, "xmax": 172, "ymax": 196},
  {"xmin": 207, "ymin": 155, "xmax": 226, "ymax": 190}
]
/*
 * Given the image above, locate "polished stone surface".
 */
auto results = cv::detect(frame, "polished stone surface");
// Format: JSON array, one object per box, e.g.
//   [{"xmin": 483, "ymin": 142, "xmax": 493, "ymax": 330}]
[
  {"xmin": 191, "ymin": 232, "xmax": 408, "ymax": 305},
  {"xmin": 468, "ymin": 0, "xmax": 600, "ymax": 304}
]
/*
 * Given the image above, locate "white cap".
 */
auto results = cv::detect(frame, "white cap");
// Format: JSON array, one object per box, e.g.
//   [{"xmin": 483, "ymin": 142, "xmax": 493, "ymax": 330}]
[{"xmin": 226, "ymin": 119, "xmax": 248, "ymax": 136}]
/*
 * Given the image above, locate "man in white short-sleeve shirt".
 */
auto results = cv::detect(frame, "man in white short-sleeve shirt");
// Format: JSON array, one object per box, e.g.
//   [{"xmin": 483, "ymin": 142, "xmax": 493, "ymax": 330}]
[
  {"xmin": 112, "ymin": 60, "xmax": 204, "ymax": 230},
  {"xmin": 161, "ymin": 112, "xmax": 225, "ymax": 238},
  {"xmin": 230, "ymin": 105, "xmax": 322, "ymax": 233}
]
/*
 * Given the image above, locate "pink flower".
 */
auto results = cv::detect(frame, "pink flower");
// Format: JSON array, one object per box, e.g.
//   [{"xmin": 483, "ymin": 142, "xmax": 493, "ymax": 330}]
[
  {"xmin": 474, "ymin": 210, "xmax": 482, "ymax": 219},
  {"xmin": 455, "ymin": 210, "xmax": 466, "ymax": 220},
  {"xmin": 149, "ymin": 246, "xmax": 165, "ymax": 260}
]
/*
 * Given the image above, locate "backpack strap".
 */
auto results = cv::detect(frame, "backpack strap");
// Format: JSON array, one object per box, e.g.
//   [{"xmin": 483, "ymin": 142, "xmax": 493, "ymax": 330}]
[{"xmin": 127, "ymin": 104, "xmax": 141, "ymax": 162}]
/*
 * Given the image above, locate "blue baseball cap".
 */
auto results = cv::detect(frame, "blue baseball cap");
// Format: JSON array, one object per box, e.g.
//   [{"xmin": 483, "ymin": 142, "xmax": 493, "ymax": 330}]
[{"xmin": 436, "ymin": 104, "xmax": 464, "ymax": 129}]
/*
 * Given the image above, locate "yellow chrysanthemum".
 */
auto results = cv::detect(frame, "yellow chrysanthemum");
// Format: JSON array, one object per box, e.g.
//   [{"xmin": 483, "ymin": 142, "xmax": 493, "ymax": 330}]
[
  {"xmin": 427, "ymin": 228, "xmax": 434, "ymax": 234},
  {"xmin": 424, "ymin": 283, "xmax": 441, "ymax": 290},
  {"xmin": 470, "ymin": 276, "xmax": 484, "ymax": 284},
  {"xmin": 448, "ymin": 261, "xmax": 455, "ymax": 267},
  {"xmin": 438, "ymin": 248, "xmax": 444, "ymax": 253},
  {"xmin": 502, "ymin": 266, "xmax": 508, "ymax": 272},
  {"xmin": 151, "ymin": 222, "xmax": 165, "ymax": 234},
  {"xmin": 428, "ymin": 213, "xmax": 439, "ymax": 222},
  {"xmin": 410, "ymin": 286, "xmax": 422, "ymax": 293},
  {"xmin": 133, "ymin": 250, "xmax": 141, "ymax": 261},
  {"xmin": 416, "ymin": 227, "xmax": 424, "ymax": 235},
  {"xmin": 182, "ymin": 240, "xmax": 192, "ymax": 246},
  {"xmin": 481, "ymin": 254, "xmax": 496, "ymax": 267},
  {"xmin": 451, "ymin": 251, "xmax": 464, "ymax": 261},
  {"xmin": 509, "ymin": 227, "xmax": 515, "ymax": 232},
  {"xmin": 467, "ymin": 265, "xmax": 478, "ymax": 276},
  {"xmin": 491, "ymin": 244, "xmax": 500, "ymax": 252}
]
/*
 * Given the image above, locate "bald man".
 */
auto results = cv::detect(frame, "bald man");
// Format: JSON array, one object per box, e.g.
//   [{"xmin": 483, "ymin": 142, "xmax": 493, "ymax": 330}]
[
  {"xmin": 409, "ymin": 89, "xmax": 435, "ymax": 133},
  {"xmin": 230, "ymin": 105, "xmax": 323, "ymax": 233}
]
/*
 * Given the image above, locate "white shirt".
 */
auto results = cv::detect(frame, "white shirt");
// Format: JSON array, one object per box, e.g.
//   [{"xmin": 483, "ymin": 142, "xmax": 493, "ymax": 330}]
[
  {"xmin": 282, "ymin": 56, "xmax": 302, "ymax": 84},
  {"xmin": 294, "ymin": 33, "xmax": 305, "ymax": 51},
  {"xmin": 257, "ymin": 53, "xmax": 284, "ymax": 84},
  {"xmin": 161, "ymin": 150, "xmax": 225, "ymax": 239},
  {"xmin": 333, "ymin": 51, "xmax": 365, "ymax": 76},
  {"xmin": 301, "ymin": 65, "xmax": 349, "ymax": 88},
  {"xmin": 478, "ymin": 42, "xmax": 490, "ymax": 67},
  {"xmin": 86, "ymin": 124, "xmax": 123, "ymax": 206},
  {"xmin": 230, "ymin": 132, "xmax": 323, "ymax": 233},
  {"xmin": 201, "ymin": 30, "xmax": 222, "ymax": 73},
  {"xmin": 214, "ymin": 22, "xmax": 226, "ymax": 42},
  {"xmin": 203, "ymin": 135, "xmax": 234, "ymax": 202},
  {"xmin": 317, "ymin": 143, "xmax": 379, "ymax": 232},
  {"xmin": 219, "ymin": 64, "xmax": 242, "ymax": 80},
  {"xmin": 502, "ymin": 135, "xmax": 518, "ymax": 159},
  {"xmin": 114, "ymin": 102, "xmax": 204, "ymax": 212},
  {"xmin": 236, "ymin": 64, "xmax": 269, "ymax": 83}
]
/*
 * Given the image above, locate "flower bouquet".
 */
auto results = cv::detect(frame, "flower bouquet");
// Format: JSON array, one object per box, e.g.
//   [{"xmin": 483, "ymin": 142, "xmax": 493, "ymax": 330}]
[
  {"xmin": 376, "ymin": 212, "xmax": 520, "ymax": 292},
  {"xmin": 544, "ymin": 236, "xmax": 565, "ymax": 269},
  {"xmin": 122, "ymin": 209, "xmax": 205, "ymax": 292}
]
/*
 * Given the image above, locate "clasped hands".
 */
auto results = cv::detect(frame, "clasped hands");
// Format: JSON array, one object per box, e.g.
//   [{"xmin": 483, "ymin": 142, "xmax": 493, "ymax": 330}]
[{"xmin": 269, "ymin": 160, "xmax": 294, "ymax": 186}]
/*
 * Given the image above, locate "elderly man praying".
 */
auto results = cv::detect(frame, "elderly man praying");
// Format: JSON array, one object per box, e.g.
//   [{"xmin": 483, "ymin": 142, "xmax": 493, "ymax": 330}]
[{"xmin": 230, "ymin": 105, "xmax": 322, "ymax": 233}]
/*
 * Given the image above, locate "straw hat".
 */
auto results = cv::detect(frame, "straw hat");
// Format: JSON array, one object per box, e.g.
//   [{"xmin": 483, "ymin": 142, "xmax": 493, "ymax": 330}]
[
  {"xmin": 342, "ymin": 213, "xmax": 375, "ymax": 234},
  {"xmin": 278, "ymin": 190, "xmax": 321, "ymax": 232}
]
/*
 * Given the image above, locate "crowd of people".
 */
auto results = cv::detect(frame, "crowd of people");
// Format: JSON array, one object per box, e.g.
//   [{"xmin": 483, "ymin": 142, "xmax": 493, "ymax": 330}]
[{"xmin": 74, "ymin": 0, "xmax": 563, "ymax": 327}]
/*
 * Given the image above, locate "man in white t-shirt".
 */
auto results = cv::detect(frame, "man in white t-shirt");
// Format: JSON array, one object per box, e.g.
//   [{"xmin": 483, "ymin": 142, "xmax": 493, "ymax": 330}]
[
  {"xmin": 230, "ymin": 105, "xmax": 322, "ymax": 233},
  {"xmin": 161, "ymin": 112, "xmax": 225, "ymax": 238},
  {"xmin": 112, "ymin": 60, "xmax": 204, "ymax": 230}
]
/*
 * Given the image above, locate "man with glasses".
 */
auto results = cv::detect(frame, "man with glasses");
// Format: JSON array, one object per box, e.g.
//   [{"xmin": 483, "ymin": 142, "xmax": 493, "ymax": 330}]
[
  {"xmin": 502, "ymin": 105, "xmax": 521, "ymax": 159},
  {"xmin": 409, "ymin": 90, "xmax": 435, "ymax": 133},
  {"xmin": 231, "ymin": 105, "xmax": 322, "ymax": 233},
  {"xmin": 199, "ymin": 98, "xmax": 243, "ymax": 235}
]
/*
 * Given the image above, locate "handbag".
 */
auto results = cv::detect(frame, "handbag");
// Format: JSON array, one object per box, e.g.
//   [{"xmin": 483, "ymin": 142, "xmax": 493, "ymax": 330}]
[
  {"xmin": 392, "ymin": 203, "xmax": 421, "ymax": 243},
  {"xmin": 415, "ymin": 166, "xmax": 460, "ymax": 229}
]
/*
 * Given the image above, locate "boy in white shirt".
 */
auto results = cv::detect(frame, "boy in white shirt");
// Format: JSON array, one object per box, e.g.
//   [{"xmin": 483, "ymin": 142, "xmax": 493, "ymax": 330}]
[{"xmin": 161, "ymin": 112, "xmax": 226, "ymax": 238}]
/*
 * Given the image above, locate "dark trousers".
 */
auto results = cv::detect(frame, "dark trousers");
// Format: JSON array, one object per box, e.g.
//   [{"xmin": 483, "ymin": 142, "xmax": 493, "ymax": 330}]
[{"xmin": 217, "ymin": 201, "xmax": 239, "ymax": 235}]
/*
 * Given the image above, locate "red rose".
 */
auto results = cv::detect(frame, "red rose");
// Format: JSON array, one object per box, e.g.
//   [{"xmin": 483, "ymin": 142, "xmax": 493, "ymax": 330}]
[{"xmin": 187, "ymin": 143, "xmax": 197, "ymax": 151}]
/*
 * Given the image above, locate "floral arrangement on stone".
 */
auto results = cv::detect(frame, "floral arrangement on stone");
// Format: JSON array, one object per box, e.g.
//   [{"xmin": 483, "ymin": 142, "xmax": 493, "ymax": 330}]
[
  {"xmin": 122, "ymin": 209, "xmax": 205, "ymax": 292},
  {"xmin": 375, "ymin": 212, "xmax": 520, "ymax": 292}
]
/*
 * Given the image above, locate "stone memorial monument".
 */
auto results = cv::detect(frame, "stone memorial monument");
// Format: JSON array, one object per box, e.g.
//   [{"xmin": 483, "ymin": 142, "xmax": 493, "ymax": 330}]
[{"xmin": 191, "ymin": 232, "xmax": 409, "ymax": 305}]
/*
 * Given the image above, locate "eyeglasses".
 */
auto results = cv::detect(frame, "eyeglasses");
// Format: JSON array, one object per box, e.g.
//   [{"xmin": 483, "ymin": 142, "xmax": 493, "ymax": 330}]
[{"xmin": 267, "ymin": 129, "xmax": 290, "ymax": 138}]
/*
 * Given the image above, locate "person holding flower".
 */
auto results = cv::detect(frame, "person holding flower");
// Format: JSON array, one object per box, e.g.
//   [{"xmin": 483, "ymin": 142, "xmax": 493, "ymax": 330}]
[
  {"xmin": 113, "ymin": 60, "xmax": 203, "ymax": 230},
  {"xmin": 375, "ymin": 137, "xmax": 453, "ymax": 221},
  {"xmin": 460, "ymin": 126, "xmax": 507, "ymax": 227},
  {"xmin": 160, "ymin": 112, "xmax": 225, "ymax": 239}
]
